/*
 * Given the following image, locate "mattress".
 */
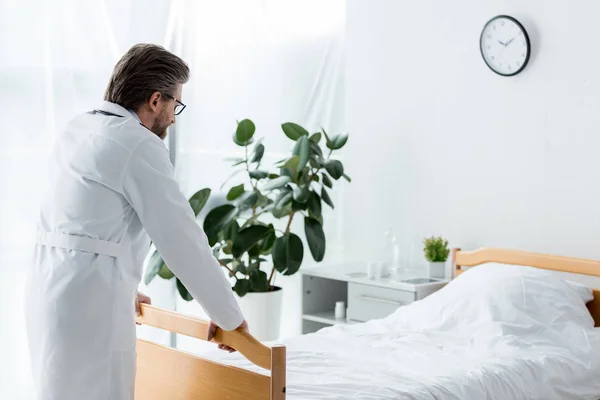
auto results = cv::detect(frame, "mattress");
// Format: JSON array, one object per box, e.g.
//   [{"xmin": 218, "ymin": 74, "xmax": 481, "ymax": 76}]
[{"xmin": 200, "ymin": 264, "xmax": 600, "ymax": 399}]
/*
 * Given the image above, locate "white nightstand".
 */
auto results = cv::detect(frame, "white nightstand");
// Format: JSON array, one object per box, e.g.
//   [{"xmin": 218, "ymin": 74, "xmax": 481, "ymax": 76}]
[{"xmin": 301, "ymin": 264, "xmax": 449, "ymax": 334}]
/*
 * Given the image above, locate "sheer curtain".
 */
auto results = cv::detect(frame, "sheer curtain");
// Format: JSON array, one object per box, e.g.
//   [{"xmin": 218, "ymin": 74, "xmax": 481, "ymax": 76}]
[
  {"xmin": 0, "ymin": 1, "xmax": 175, "ymax": 397},
  {"xmin": 171, "ymin": 0, "xmax": 347, "ymax": 350},
  {"xmin": 0, "ymin": 0, "xmax": 346, "ymax": 396}
]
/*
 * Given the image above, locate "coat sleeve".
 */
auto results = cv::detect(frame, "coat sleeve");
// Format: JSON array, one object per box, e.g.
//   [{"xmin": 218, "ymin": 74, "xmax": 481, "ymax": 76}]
[{"xmin": 121, "ymin": 137, "xmax": 244, "ymax": 331}]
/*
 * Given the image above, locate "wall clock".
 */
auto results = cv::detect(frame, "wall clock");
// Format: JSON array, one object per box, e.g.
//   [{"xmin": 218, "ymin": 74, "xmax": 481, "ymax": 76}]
[{"xmin": 480, "ymin": 15, "xmax": 531, "ymax": 76}]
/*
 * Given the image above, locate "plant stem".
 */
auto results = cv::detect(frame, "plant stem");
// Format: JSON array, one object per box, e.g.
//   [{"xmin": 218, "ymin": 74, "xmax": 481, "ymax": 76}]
[
  {"xmin": 219, "ymin": 260, "xmax": 238, "ymax": 281},
  {"xmin": 245, "ymin": 145, "xmax": 257, "ymax": 191},
  {"xmin": 285, "ymin": 211, "xmax": 296, "ymax": 233},
  {"xmin": 267, "ymin": 267, "xmax": 276, "ymax": 289},
  {"xmin": 269, "ymin": 211, "xmax": 296, "ymax": 288}
]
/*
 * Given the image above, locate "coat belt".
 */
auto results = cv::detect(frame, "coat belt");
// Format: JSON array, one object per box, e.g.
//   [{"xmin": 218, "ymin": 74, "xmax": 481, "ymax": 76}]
[{"xmin": 36, "ymin": 231, "xmax": 123, "ymax": 258}]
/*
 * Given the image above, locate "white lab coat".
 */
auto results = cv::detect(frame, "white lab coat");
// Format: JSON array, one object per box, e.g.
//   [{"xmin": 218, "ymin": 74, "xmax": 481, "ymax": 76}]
[{"xmin": 25, "ymin": 101, "xmax": 244, "ymax": 400}]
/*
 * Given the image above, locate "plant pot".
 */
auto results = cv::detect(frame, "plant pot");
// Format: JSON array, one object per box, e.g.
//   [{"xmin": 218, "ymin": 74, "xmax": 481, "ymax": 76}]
[
  {"xmin": 235, "ymin": 286, "xmax": 283, "ymax": 342},
  {"xmin": 428, "ymin": 261, "xmax": 447, "ymax": 279}
]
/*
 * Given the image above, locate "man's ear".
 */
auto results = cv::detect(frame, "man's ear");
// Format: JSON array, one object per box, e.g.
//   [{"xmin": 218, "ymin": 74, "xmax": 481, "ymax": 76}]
[{"xmin": 147, "ymin": 91, "xmax": 162, "ymax": 113}]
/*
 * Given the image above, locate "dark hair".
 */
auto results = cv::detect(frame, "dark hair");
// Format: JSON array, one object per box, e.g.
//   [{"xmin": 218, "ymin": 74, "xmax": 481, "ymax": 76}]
[{"xmin": 104, "ymin": 43, "xmax": 190, "ymax": 110}]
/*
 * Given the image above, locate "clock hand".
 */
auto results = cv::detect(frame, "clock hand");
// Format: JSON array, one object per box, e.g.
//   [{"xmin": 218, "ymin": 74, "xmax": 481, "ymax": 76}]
[
  {"xmin": 497, "ymin": 39, "xmax": 506, "ymax": 46},
  {"xmin": 505, "ymin": 34, "xmax": 519, "ymax": 46}
]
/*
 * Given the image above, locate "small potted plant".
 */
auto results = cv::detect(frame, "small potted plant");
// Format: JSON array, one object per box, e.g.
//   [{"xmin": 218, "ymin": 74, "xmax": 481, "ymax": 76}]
[{"xmin": 423, "ymin": 236, "xmax": 450, "ymax": 279}]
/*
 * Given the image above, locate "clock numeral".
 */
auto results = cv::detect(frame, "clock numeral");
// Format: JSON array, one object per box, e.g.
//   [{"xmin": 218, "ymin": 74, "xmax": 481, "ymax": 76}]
[
  {"xmin": 522, "ymin": 41, "xmax": 526, "ymax": 46},
  {"xmin": 487, "ymin": 45, "xmax": 491, "ymax": 50},
  {"xmin": 493, "ymin": 25, "xmax": 497, "ymax": 30},
  {"xmin": 501, "ymin": 21, "xmax": 505, "ymax": 26},
  {"xmin": 491, "ymin": 56, "xmax": 495, "ymax": 60},
  {"xmin": 521, "ymin": 53, "xmax": 525, "ymax": 57},
  {"xmin": 508, "ymin": 65, "xmax": 512, "ymax": 71},
  {"xmin": 487, "ymin": 34, "xmax": 492, "ymax": 39},
  {"xmin": 517, "ymin": 61, "xmax": 521, "ymax": 66}
]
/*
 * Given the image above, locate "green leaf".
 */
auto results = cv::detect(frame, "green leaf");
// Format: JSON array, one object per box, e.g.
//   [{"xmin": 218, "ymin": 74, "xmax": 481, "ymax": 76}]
[
  {"xmin": 280, "ymin": 167, "xmax": 293, "ymax": 180},
  {"xmin": 248, "ymin": 244, "xmax": 261, "ymax": 258},
  {"xmin": 282, "ymin": 156, "xmax": 300, "ymax": 179},
  {"xmin": 144, "ymin": 249, "xmax": 164, "ymax": 285},
  {"xmin": 309, "ymin": 132, "xmax": 322, "ymax": 143},
  {"xmin": 304, "ymin": 217, "xmax": 326, "ymax": 262},
  {"xmin": 262, "ymin": 176, "xmax": 291, "ymax": 191},
  {"xmin": 272, "ymin": 233, "xmax": 304, "ymax": 276},
  {"xmin": 246, "ymin": 262, "xmax": 260, "ymax": 273},
  {"xmin": 327, "ymin": 133, "xmax": 349, "ymax": 150},
  {"xmin": 272, "ymin": 201, "xmax": 293, "ymax": 218},
  {"xmin": 233, "ymin": 259, "xmax": 247, "ymax": 274},
  {"xmin": 158, "ymin": 263, "xmax": 174, "ymax": 279},
  {"xmin": 232, "ymin": 159, "xmax": 247, "ymax": 167},
  {"xmin": 293, "ymin": 136, "xmax": 310, "ymax": 173},
  {"xmin": 251, "ymin": 143, "xmax": 265, "ymax": 163},
  {"xmin": 274, "ymin": 189, "xmax": 293, "ymax": 209},
  {"xmin": 292, "ymin": 199, "xmax": 308, "ymax": 211},
  {"xmin": 281, "ymin": 122, "xmax": 309, "ymax": 141},
  {"xmin": 343, "ymin": 173, "xmax": 352, "ymax": 183},
  {"xmin": 234, "ymin": 279, "xmax": 252, "ymax": 297},
  {"xmin": 293, "ymin": 185, "xmax": 310, "ymax": 203},
  {"xmin": 232, "ymin": 225, "xmax": 274, "ymax": 258},
  {"xmin": 321, "ymin": 187, "xmax": 334, "ymax": 209},
  {"xmin": 309, "ymin": 141, "xmax": 323, "ymax": 158},
  {"xmin": 309, "ymin": 158, "xmax": 321, "ymax": 169},
  {"xmin": 322, "ymin": 174, "xmax": 333, "ymax": 188},
  {"xmin": 307, "ymin": 191, "xmax": 322, "ymax": 218},
  {"xmin": 223, "ymin": 220, "xmax": 239, "ymax": 242},
  {"xmin": 249, "ymin": 270, "xmax": 269, "ymax": 292},
  {"xmin": 236, "ymin": 119, "xmax": 256, "ymax": 143},
  {"xmin": 226, "ymin": 184, "xmax": 245, "ymax": 201},
  {"xmin": 260, "ymin": 230, "xmax": 277, "ymax": 255},
  {"xmin": 321, "ymin": 127, "xmax": 333, "ymax": 148},
  {"xmin": 249, "ymin": 170, "xmax": 268, "ymax": 180},
  {"xmin": 235, "ymin": 191, "xmax": 259, "ymax": 211},
  {"xmin": 325, "ymin": 160, "xmax": 344, "ymax": 180},
  {"xmin": 222, "ymin": 241, "xmax": 233, "ymax": 255},
  {"xmin": 203, "ymin": 204, "xmax": 238, "ymax": 246},
  {"xmin": 188, "ymin": 188, "xmax": 211, "ymax": 217},
  {"xmin": 219, "ymin": 258, "xmax": 234, "ymax": 265},
  {"xmin": 176, "ymin": 278, "xmax": 194, "ymax": 301},
  {"xmin": 232, "ymin": 132, "xmax": 255, "ymax": 147}
]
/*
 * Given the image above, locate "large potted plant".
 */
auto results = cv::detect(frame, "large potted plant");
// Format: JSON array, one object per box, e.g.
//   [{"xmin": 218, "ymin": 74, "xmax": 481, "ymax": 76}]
[{"xmin": 144, "ymin": 119, "xmax": 350, "ymax": 340}]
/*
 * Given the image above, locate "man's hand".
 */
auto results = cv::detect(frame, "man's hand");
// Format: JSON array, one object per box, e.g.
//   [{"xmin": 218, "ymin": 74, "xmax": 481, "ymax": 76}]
[
  {"xmin": 207, "ymin": 319, "xmax": 249, "ymax": 353},
  {"xmin": 135, "ymin": 292, "xmax": 152, "ymax": 325}
]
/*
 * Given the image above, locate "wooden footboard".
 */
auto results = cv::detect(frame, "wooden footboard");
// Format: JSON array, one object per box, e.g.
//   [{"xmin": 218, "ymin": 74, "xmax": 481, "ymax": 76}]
[{"xmin": 134, "ymin": 304, "xmax": 286, "ymax": 400}]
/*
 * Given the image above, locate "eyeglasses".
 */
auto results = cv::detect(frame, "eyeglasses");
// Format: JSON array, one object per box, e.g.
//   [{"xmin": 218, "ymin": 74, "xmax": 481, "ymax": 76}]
[{"xmin": 163, "ymin": 93, "xmax": 186, "ymax": 115}]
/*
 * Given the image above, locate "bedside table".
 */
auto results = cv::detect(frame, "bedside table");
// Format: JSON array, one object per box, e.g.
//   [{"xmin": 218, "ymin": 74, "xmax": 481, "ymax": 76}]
[{"xmin": 301, "ymin": 264, "xmax": 449, "ymax": 334}]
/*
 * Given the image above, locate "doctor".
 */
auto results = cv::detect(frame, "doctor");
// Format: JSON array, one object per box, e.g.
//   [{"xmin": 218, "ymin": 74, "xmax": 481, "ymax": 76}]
[{"xmin": 25, "ymin": 43, "xmax": 247, "ymax": 400}]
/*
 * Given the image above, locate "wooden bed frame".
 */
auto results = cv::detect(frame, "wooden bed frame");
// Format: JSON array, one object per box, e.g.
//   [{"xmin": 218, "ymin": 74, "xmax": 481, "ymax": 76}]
[
  {"xmin": 134, "ymin": 305, "xmax": 285, "ymax": 400},
  {"xmin": 133, "ymin": 247, "xmax": 600, "ymax": 399}
]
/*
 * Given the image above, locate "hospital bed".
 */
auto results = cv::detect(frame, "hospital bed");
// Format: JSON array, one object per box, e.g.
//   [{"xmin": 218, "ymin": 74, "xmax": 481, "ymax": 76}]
[{"xmin": 134, "ymin": 247, "xmax": 600, "ymax": 399}]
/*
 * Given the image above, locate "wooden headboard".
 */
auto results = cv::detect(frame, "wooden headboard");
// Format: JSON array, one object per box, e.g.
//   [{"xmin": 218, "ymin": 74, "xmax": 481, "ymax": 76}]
[{"xmin": 452, "ymin": 247, "xmax": 600, "ymax": 327}]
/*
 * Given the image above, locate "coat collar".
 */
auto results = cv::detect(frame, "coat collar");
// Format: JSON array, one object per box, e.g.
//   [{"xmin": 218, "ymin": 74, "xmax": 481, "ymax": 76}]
[{"xmin": 98, "ymin": 101, "xmax": 133, "ymax": 120}]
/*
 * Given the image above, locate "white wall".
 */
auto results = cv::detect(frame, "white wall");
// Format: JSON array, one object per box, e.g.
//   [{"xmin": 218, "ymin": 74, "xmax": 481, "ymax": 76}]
[{"xmin": 341, "ymin": 0, "xmax": 600, "ymax": 269}]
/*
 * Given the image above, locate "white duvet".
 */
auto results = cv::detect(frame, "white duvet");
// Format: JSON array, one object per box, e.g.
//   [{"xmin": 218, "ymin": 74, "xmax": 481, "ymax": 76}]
[{"xmin": 204, "ymin": 264, "xmax": 600, "ymax": 399}]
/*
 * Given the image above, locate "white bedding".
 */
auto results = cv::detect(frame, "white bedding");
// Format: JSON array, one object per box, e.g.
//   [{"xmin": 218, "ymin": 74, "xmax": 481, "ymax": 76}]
[{"xmin": 203, "ymin": 264, "xmax": 600, "ymax": 399}]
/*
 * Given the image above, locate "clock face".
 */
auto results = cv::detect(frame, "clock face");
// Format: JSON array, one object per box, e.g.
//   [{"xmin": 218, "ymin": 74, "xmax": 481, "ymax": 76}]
[{"xmin": 480, "ymin": 15, "xmax": 530, "ymax": 76}]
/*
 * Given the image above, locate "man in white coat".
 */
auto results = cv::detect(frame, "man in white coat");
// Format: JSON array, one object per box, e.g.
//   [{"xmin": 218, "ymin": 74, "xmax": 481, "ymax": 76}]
[{"xmin": 25, "ymin": 43, "xmax": 247, "ymax": 400}]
